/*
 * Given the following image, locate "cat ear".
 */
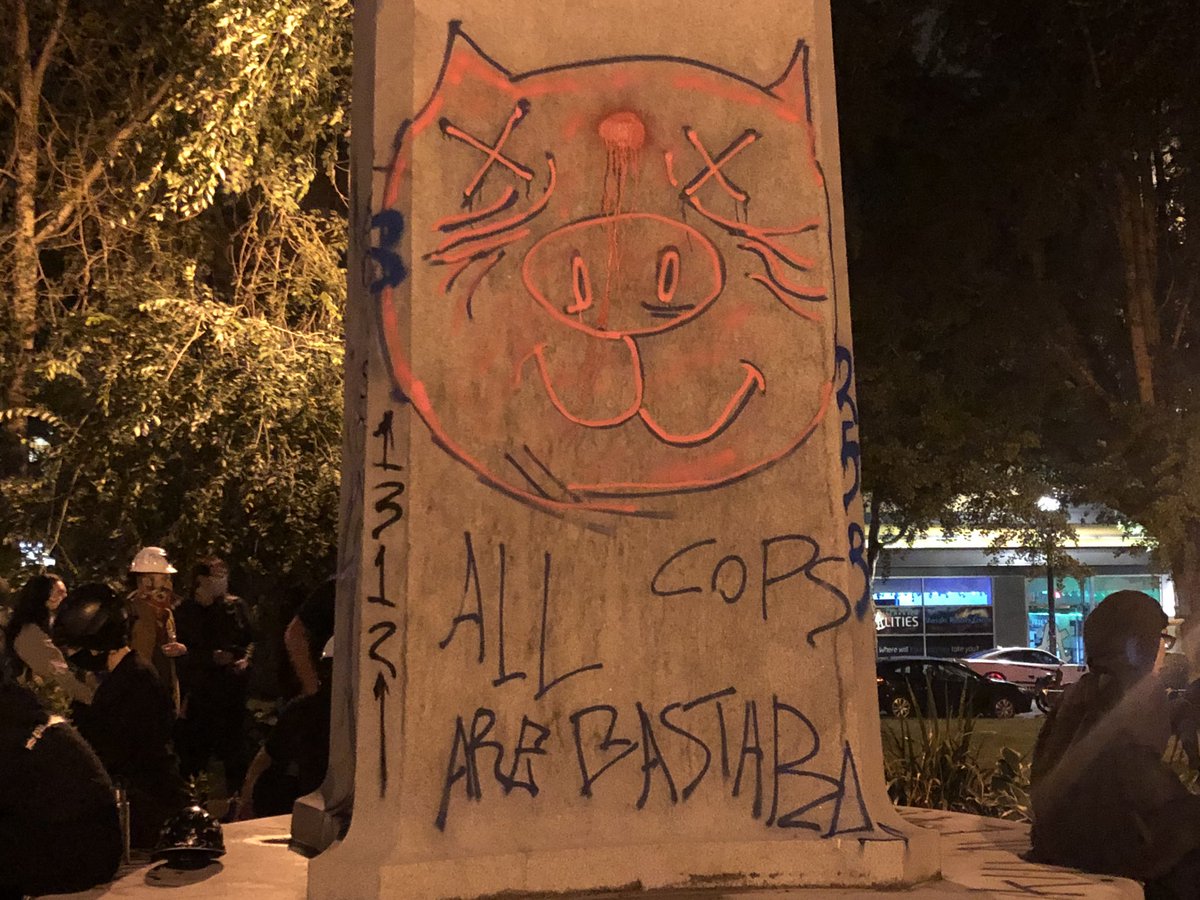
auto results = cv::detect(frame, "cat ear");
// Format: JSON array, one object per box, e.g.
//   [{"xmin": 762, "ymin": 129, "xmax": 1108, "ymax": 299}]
[
  {"xmin": 439, "ymin": 21, "xmax": 516, "ymax": 89},
  {"xmin": 766, "ymin": 40, "xmax": 812, "ymax": 121}
]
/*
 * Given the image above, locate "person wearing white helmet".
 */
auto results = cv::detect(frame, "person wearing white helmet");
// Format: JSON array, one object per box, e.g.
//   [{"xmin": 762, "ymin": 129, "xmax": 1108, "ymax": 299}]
[{"xmin": 127, "ymin": 546, "xmax": 187, "ymax": 714}]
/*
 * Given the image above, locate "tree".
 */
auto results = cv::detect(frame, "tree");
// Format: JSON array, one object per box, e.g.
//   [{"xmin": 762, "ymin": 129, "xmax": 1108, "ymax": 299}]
[
  {"xmin": 0, "ymin": 0, "xmax": 351, "ymax": 581},
  {"xmin": 836, "ymin": 0, "xmax": 1200, "ymax": 611},
  {"xmin": 833, "ymin": 1, "xmax": 1060, "ymax": 575}
]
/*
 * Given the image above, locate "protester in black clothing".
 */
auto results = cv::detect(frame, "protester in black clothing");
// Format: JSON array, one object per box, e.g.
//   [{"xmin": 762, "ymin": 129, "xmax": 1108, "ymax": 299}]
[
  {"xmin": 1031, "ymin": 590, "xmax": 1200, "ymax": 899},
  {"xmin": 284, "ymin": 579, "xmax": 335, "ymax": 697},
  {"xmin": 0, "ymin": 676, "xmax": 121, "ymax": 899},
  {"xmin": 240, "ymin": 639, "xmax": 332, "ymax": 819},
  {"xmin": 53, "ymin": 583, "xmax": 188, "ymax": 849},
  {"xmin": 175, "ymin": 556, "xmax": 255, "ymax": 795}
]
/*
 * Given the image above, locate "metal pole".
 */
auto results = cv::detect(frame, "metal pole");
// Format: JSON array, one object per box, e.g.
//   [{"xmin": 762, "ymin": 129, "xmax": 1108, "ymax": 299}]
[{"xmin": 1046, "ymin": 543, "xmax": 1057, "ymax": 658}]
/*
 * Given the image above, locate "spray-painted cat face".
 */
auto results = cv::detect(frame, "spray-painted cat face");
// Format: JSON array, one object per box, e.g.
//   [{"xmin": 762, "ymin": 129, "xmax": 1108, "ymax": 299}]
[{"xmin": 374, "ymin": 26, "xmax": 838, "ymax": 518}]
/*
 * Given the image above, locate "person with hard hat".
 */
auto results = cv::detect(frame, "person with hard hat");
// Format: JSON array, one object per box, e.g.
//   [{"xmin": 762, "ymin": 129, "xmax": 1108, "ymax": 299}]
[
  {"xmin": 127, "ymin": 546, "xmax": 187, "ymax": 714},
  {"xmin": 54, "ymin": 583, "xmax": 187, "ymax": 850}
]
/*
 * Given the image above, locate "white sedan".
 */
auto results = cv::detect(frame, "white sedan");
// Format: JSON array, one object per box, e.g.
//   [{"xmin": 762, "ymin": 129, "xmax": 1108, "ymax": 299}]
[{"xmin": 959, "ymin": 647, "xmax": 1086, "ymax": 692}]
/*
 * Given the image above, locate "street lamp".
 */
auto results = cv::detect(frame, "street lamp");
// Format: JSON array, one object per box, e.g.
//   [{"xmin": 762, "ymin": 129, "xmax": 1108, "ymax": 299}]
[{"xmin": 1037, "ymin": 495, "xmax": 1061, "ymax": 658}]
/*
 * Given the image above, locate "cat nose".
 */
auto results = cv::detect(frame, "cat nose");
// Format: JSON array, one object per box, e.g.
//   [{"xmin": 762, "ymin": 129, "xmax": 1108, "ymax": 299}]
[{"xmin": 522, "ymin": 212, "xmax": 724, "ymax": 337}]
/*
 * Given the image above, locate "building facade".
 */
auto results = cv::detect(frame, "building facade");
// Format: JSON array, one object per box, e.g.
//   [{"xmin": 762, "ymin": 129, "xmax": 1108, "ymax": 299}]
[{"xmin": 873, "ymin": 513, "xmax": 1172, "ymax": 665}]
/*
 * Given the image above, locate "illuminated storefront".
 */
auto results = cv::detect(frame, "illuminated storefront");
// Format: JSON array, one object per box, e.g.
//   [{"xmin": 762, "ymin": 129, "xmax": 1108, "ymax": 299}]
[
  {"xmin": 1023, "ymin": 574, "xmax": 1168, "ymax": 665},
  {"xmin": 874, "ymin": 576, "xmax": 994, "ymax": 658},
  {"xmin": 872, "ymin": 510, "xmax": 1173, "ymax": 663}
]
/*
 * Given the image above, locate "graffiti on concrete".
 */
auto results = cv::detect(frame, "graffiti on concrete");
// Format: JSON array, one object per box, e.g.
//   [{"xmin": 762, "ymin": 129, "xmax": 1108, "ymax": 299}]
[{"xmin": 371, "ymin": 24, "xmax": 840, "ymax": 519}]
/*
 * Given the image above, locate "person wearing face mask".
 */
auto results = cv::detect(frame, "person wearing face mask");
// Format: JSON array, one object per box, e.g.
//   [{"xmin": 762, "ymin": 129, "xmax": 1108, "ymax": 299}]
[
  {"xmin": 127, "ymin": 546, "xmax": 187, "ymax": 714},
  {"xmin": 174, "ymin": 556, "xmax": 255, "ymax": 798},
  {"xmin": 3, "ymin": 573, "xmax": 94, "ymax": 704},
  {"xmin": 53, "ymin": 583, "xmax": 187, "ymax": 850}
]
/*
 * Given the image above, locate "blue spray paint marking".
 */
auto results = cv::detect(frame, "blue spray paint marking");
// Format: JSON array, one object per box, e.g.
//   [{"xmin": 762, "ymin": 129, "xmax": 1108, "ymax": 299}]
[
  {"xmin": 834, "ymin": 346, "xmax": 860, "ymax": 512},
  {"xmin": 847, "ymin": 523, "xmax": 870, "ymax": 619},
  {"xmin": 835, "ymin": 345, "xmax": 869, "ymax": 619},
  {"xmin": 369, "ymin": 210, "xmax": 408, "ymax": 294}
]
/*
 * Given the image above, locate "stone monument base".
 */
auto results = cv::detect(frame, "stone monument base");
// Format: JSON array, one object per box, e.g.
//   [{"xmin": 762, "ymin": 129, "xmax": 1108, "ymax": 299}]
[
  {"xmin": 308, "ymin": 831, "xmax": 941, "ymax": 899},
  {"xmin": 48, "ymin": 810, "xmax": 1142, "ymax": 899}
]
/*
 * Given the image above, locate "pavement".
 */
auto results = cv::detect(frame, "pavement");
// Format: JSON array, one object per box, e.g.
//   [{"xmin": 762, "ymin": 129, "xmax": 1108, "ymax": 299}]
[{"xmin": 43, "ymin": 808, "xmax": 1142, "ymax": 899}]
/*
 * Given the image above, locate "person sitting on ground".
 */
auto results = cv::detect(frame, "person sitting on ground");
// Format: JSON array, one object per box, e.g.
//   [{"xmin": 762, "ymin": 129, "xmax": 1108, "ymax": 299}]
[
  {"xmin": 0, "ymin": 672, "xmax": 121, "ymax": 900},
  {"xmin": 175, "ymin": 555, "xmax": 255, "ymax": 799},
  {"xmin": 127, "ymin": 546, "xmax": 188, "ymax": 714},
  {"xmin": 1030, "ymin": 590, "xmax": 1200, "ymax": 898},
  {"xmin": 284, "ymin": 578, "xmax": 335, "ymax": 697},
  {"xmin": 239, "ymin": 638, "xmax": 332, "ymax": 819},
  {"xmin": 54, "ymin": 582, "xmax": 188, "ymax": 850},
  {"xmin": 3, "ymin": 573, "xmax": 94, "ymax": 704}
]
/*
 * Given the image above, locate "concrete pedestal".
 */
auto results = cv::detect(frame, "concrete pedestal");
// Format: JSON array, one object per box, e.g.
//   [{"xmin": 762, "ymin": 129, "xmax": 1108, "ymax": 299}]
[{"xmin": 310, "ymin": 0, "xmax": 937, "ymax": 895}]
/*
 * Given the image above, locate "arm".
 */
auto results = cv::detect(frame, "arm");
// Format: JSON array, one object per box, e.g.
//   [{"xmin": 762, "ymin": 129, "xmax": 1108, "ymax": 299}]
[
  {"xmin": 285, "ymin": 616, "xmax": 320, "ymax": 696},
  {"xmin": 13, "ymin": 626, "xmax": 94, "ymax": 704}
]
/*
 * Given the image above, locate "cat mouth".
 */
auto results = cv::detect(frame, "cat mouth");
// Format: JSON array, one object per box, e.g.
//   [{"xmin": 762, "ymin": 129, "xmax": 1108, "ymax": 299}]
[{"xmin": 639, "ymin": 302, "xmax": 695, "ymax": 319}]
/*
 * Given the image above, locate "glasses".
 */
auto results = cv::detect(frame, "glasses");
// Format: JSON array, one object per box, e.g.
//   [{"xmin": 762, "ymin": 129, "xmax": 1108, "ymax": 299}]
[{"xmin": 1161, "ymin": 632, "xmax": 1177, "ymax": 651}]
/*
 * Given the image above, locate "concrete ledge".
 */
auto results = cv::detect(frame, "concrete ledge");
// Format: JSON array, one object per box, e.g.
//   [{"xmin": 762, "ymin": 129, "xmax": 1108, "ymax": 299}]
[{"xmin": 44, "ymin": 809, "xmax": 1142, "ymax": 899}]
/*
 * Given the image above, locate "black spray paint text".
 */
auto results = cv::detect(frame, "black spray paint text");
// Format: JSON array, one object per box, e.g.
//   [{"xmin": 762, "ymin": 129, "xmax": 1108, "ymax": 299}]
[{"xmin": 435, "ymin": 688, "xmax": 872, "ymax": 838}]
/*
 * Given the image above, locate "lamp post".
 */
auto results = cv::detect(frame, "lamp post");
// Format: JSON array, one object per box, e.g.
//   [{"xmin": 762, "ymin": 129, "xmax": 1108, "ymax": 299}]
[{"xmin": 1037, "ymin": 495, "xmax": 1061, "ymax": 658}]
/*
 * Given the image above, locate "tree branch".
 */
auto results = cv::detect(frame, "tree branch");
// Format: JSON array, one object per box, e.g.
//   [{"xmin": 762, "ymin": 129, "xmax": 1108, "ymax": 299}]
[
  {"xmin": 34, "ymin": 77, "xmax": 174, "ymax": 244},
  {"xmin": 30, "ymin": 0, "xmax": 69, "ymax": 99}
]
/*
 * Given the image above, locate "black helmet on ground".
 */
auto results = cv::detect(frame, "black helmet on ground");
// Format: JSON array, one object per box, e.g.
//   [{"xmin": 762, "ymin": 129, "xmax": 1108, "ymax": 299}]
[
  {"xmin": 152, "ymin": 804, "xmax": 226, "ymax": 868},
  {"xmin": 51, "ymin": 583, "xmax": 131, "ymax": 671}
]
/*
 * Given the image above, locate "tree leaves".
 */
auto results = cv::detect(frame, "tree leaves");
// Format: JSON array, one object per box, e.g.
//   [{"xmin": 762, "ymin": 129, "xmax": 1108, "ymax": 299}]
[{"xmin": 0, "ymin": 0, "xmax": 350, "ymax": 583}]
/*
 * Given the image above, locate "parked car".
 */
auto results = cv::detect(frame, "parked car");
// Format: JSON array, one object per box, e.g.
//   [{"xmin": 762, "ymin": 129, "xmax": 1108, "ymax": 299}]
[
  {"xmin": 877, "ymin": 657, "xmax": 1032, "ymax": 719},
  {"xmin": 959, "ymin": 647, "xmax": 1086, "ymax": 692}
]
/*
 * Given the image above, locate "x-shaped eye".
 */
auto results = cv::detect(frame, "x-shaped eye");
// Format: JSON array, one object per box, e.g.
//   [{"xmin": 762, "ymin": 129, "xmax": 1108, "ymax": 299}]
[
  {"xmin": 681, "ymin": 127, "xmax": 761, "ymax": 203},
  {"xmin": 440, "ymin": 100, "xmax": 535, "ymax": 205}
]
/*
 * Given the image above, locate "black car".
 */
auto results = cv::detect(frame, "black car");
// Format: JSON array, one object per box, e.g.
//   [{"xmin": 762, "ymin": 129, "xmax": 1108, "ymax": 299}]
[{"xmin": 877, "ymin": 656, "xmax": 1032, "ymax": 719}]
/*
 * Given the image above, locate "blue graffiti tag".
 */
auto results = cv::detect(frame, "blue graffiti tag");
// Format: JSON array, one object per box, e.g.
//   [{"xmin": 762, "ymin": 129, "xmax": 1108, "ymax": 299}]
[
  {"xmin": 369, "ymin": 210, "xmax": 408, "ymax": 294},
  {"xmin": 834, "ymin": 345, "xmax": 869, "ymax": 619}
]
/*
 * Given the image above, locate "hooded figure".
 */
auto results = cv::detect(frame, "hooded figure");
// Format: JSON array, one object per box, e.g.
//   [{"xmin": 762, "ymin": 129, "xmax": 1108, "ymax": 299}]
[
  {"xmin": 0, "ymin": 677, "xmax": 121, "ymax": 898},
  {"xmin": 1030, "ymin": 590, "xmax": 1200, "ymax": 893}
]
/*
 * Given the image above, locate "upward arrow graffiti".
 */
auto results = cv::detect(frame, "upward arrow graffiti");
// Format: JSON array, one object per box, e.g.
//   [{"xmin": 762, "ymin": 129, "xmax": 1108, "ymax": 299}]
[{"xmin": 373, "ymin": 672, "xmax": 390, "ymax": 798}]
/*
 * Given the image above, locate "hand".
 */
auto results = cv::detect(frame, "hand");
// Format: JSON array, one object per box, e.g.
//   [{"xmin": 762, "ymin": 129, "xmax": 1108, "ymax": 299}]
[
  {"xmin": 161, "ymin": 641, "xmax": 188, "ymax": 658},
  {"xmin": 232, "ymin": 658, "xmax": 250, "ymax": 675},
  {"xmin": 213, "ymin": 650, "xmax": 235, "ymax": 666}
]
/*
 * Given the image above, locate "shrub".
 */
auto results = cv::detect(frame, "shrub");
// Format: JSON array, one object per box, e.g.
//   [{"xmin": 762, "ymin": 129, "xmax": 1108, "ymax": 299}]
[{"xmin": 881, "ymin": 685, "xmax": 1031, "ymax": 822}]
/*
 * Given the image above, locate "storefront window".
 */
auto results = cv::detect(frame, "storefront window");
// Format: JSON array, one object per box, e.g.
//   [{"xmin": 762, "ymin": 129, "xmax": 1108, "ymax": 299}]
[
  {"xmin": 922, "ymin": 576, "xmax": 992, "ymax": 606},
  {"xmin": 873, "ymin": 577, "xmax": 994, "ymax": 658},
  {"xmin": 872, "ymin": 577, "xmax": 922, "ymax": 607},
  {"xmin": 1023, "ymin": 575, "xmax": 1165, "ymax": 665}
]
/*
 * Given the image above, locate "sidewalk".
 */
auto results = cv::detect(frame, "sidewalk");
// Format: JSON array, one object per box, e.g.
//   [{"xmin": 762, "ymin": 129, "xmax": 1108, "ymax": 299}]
[{"xmin": 45, "ymin": 808, "xmax": 1142, "ymax": 899}]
